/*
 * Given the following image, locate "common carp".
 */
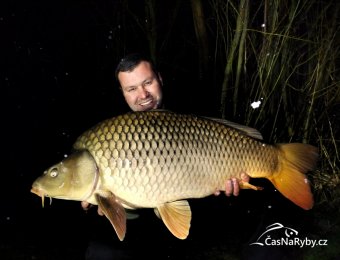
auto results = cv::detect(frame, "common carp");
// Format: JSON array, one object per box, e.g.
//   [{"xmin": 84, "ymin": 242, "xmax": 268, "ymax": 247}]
[{"xmin": 31, "ymin": 110, "xmax": 318, "ymax": 240}]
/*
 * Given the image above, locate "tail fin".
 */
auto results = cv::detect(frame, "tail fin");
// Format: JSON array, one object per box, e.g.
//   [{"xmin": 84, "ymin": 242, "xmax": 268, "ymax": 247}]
[{"xmin": 268, "ymin": 143, "xmax": 318, "ymax": 210}]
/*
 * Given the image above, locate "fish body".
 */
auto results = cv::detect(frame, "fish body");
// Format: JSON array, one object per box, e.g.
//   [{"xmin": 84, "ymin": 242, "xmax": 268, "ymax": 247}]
[{"xmin": 31, "ymin": 110, "xmax": 318, "ymax": 240}]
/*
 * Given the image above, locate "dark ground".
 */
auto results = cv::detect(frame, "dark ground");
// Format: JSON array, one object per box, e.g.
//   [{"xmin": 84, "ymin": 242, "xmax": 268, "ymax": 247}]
[{"xmin": 1, "ymin": 183, "xmax": 315, "ymax": 259}]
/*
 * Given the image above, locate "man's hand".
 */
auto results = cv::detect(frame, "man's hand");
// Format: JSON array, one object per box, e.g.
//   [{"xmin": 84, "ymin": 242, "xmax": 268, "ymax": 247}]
[
  {"xmin": 81, "ymin": 201, "xmax": 104, "ymax": 216},
  {"xmin": 214, "ymin": 173, "xmax": 250, "ymax": 196}
]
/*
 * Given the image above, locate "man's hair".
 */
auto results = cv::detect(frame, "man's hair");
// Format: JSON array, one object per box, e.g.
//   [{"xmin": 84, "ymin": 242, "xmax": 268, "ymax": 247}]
[{"xmin": 115, "ymin": 53, "xmax": 159, "ymax": 80}]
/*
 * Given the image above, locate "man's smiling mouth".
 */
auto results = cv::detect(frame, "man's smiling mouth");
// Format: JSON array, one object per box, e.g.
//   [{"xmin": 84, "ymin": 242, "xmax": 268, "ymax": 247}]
[{"xmin": 139, "ymin": 99, "xmax": 153, "ymax": 106}]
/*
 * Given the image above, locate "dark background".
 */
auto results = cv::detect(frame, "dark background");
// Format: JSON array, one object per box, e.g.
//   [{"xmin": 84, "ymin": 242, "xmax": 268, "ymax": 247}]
[{"xmin": 1, "ymin": 0, "xmax": 334, "ymax": 259}]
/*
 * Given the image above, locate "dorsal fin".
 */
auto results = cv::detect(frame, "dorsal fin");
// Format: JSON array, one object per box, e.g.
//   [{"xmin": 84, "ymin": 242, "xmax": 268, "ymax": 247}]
[
  {"xmin": 95, "ymin": 192, "xmax": 127, "ymax": 241},
  {"xmin": 202, "ymin": 117, "xmax": 263, "ymax": 140},
  {"xmin": 156, "ymin": 200, "xmax": 192, "ymax": 239}
]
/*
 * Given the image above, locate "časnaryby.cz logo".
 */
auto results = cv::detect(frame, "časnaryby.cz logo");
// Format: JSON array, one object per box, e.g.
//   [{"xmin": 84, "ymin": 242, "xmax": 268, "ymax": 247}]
[{"xmin": 250, "ymin": 223, "xmax": 328, "ymax": 248}]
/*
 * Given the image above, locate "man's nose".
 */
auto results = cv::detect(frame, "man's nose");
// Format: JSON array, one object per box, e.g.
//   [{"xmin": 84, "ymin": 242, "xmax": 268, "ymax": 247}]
[{"xmin": 138, "ymin": 86, "xmax": 149, "ymax": 98}]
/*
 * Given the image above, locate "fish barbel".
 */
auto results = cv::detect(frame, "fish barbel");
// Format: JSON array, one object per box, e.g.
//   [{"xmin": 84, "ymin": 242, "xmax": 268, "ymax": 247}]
[{"xmin": 31, "ymin": 110, "xmax": 318, "ymax": 240}]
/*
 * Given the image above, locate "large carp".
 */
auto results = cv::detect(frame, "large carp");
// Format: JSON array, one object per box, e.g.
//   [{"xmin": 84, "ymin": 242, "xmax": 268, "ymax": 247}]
[{"xmin": 31, "ymin": 110, "xmax": 318, "ymax": 240}]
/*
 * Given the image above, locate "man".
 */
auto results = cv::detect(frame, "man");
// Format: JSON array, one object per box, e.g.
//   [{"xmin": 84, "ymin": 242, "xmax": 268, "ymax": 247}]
[
  {"xmin": 82, "ymin": 53, "xmax": 248, "ymax": 213},
  {"xmin": 84, "ymin": 53, "xmax": 250, "ymax": 259},
  {"xmin": 116, "ymin": 53, "xmax": 249, "ymax": 195}
]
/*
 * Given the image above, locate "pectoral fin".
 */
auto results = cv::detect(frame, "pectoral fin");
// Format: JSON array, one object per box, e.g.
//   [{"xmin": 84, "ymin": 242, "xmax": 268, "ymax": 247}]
[
  {"xmin": 156, "ymin": 200, "xmax": 192, "ymax": 239},
  {"xmin": 95, "ymin": 192, "xmax": 127, "ymax": 241}
]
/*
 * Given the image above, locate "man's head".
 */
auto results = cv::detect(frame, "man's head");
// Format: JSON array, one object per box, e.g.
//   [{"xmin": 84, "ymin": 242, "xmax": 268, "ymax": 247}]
[{"xmin": 115, "ymin": 53, "xmax": 163, "ymax": 112}]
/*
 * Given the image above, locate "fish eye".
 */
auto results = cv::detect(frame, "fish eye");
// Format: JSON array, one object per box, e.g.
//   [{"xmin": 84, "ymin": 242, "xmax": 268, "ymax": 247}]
[{"xmin": 50, "ymin": 168, "xmax": 58, "ymax": 178}]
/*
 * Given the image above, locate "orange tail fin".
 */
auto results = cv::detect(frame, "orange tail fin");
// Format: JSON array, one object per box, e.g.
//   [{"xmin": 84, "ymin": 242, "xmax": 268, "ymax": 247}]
[{"xmin": 268, "ymin": 143, "xmax": 318, "ymax": 210}]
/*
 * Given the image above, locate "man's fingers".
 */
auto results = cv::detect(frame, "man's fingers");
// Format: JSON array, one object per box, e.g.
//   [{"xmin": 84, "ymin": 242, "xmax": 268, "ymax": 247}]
[
  {"xmin": 225, "ymin": 179, "xmax": 233, "ymax": 196},
  {"xmin": 232, "ymin": 178, "xmax": 240, "ymax": 196},
  {"xmin": 81, "ymin": 201, "xmax": 90, "ymax": 210},
  {"xmin": 82, "ymin": 201, "xmax": 104, "ymax": 216},
  {"xmin": 214, "ymin": 190, "xmax": 221, "ymax": 196},
  {"xmin": 241, "ymin": 172, "xmax": 250, "ymax": 182},
  {"xmin": 97, "ymin": 207, "xmax": 104, "ymax": 216}
]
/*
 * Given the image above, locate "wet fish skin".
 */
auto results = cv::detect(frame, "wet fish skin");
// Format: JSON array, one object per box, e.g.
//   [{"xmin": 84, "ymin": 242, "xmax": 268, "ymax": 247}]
[
  {"xmin": 75, "ymin": 115, "xmax": 269, "ymax": 208},
  {"xmin": 31, "ymin": 110, "xmax": 318, "ymax": 240}
]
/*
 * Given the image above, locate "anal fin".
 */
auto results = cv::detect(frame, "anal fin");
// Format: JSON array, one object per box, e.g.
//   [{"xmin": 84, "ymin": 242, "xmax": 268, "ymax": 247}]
[{"xmin": 156, "ymin": 200, "xmax": 192, "ymax": 239}]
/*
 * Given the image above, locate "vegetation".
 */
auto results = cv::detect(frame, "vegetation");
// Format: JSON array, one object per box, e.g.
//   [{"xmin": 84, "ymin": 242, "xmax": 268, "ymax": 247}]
[
  {"xmin": 211, "ymin": 0, "xmax": 339, "ymax": 183},
  {"xmin": 212, "ymin": 1, "xmax": 340, "ymax": 257}
]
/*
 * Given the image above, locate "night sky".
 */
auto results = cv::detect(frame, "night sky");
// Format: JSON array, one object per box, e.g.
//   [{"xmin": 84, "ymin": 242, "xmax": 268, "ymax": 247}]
[{"xmin": 1, "ymin": 1, "xmax": 329, "ymax": 259}]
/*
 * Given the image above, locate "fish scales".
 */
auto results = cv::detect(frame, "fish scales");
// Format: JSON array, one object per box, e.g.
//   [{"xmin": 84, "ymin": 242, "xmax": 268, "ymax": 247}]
[
  {"xmin": 32, "ymin": 110, "xmax": 317, "ymax": 240},
  {"xmin": 73, "ymin": 111, "xmax": 277, "ymax": 207}
]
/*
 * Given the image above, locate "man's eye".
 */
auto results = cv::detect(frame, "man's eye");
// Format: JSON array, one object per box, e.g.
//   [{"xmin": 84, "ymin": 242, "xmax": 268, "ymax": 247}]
[
  {"xmin": 143, "ymin": 79, "xmax": 153, "ymax": 87},
  {"xmin": 127, "ymin": 87, "xmax": 136, "ymax": 92}
]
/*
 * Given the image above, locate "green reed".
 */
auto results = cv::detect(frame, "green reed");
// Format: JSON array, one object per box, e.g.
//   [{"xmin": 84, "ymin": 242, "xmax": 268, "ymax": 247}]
[{"xmin": 214, "ymin": 0, "xmax": 339, "ymax": 204}]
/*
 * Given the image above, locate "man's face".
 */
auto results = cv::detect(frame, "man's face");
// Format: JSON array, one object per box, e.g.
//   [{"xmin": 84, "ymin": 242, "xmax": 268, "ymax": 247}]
[{"xmin": 118, "ymin": 61, "xmax": 163, "ymax": 112}]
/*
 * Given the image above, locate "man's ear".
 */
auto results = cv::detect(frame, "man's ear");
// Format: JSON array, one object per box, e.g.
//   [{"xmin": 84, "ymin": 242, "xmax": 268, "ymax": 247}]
[{"xmin": 158, "ymin": 73, "xmax": 163, "ymax": 85}]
